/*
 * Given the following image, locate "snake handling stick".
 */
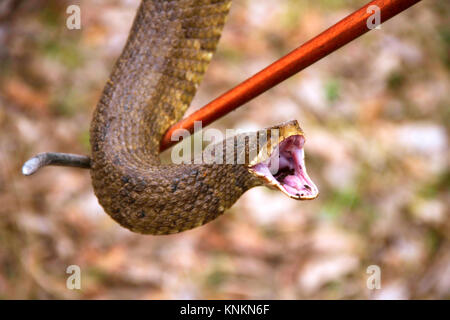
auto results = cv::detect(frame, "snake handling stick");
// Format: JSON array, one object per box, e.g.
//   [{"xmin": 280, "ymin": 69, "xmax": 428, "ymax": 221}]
[{"xmin": 160, "ymin": 0, "xmax": 421, "ymax": 151}]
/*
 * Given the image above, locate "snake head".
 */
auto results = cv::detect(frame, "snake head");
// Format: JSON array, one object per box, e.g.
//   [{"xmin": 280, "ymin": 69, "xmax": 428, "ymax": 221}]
[{"xmin": 247, "ymin": 120, "xmax": 319, "ymax": 200}]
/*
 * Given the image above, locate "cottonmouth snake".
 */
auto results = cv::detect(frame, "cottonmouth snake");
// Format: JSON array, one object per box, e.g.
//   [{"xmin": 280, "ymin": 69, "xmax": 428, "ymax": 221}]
[{"xmin": 25, "ymin": 0, "xmax": 319, "ymax": 235}]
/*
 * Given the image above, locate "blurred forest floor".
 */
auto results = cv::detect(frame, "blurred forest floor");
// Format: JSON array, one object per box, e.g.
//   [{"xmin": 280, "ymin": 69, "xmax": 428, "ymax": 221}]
[{"xmin": 0, "ymin": 0, "xmax": 448, "ymax": 299}]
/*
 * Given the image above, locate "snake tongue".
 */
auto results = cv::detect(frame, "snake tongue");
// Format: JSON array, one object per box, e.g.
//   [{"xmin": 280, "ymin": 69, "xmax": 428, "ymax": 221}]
[{"xmin": 249, "ymin": 135, "xmax": 319, "ymax": 200}]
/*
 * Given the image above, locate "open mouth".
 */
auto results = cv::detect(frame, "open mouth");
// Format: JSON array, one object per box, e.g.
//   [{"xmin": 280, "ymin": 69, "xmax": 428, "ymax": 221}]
[{"xmin": 249, "ymin": 135, "xmax": 319, "ymax": 200}]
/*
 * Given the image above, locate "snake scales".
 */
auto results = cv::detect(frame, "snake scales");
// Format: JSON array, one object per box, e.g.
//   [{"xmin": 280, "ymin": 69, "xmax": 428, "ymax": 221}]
[{"xmin": 25, "ymin": 0, "xmax": 319, "ymax": 235}]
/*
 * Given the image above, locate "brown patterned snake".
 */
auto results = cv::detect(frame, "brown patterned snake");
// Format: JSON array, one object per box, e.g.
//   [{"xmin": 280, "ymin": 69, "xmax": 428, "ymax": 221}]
[{"xmin": 22, "ymin": 0, "xmax": 318, "ymax": 235}]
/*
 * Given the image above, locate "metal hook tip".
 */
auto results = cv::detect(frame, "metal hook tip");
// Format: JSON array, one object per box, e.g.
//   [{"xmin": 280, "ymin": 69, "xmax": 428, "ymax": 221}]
[{"xmin": 22, "ymin": 157, "xmax": 40, "ymax": 176}]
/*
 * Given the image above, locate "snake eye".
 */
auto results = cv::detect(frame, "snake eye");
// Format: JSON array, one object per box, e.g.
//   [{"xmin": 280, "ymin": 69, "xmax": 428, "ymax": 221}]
[{"xmin": 248, "ymin": 135, "xmax": 319, "ymax": 200}]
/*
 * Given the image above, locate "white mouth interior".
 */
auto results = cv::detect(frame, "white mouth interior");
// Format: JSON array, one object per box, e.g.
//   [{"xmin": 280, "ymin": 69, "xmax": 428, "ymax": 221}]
[{"xmin": 250, "ymin": 135, "xmax": 319, "ymax": 200}]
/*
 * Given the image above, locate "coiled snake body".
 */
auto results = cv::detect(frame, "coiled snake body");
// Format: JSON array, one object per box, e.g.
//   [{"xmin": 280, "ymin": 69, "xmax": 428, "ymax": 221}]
[{"xmin": 24, "ymin": 0, "xmax": 319, "ymax": 235}]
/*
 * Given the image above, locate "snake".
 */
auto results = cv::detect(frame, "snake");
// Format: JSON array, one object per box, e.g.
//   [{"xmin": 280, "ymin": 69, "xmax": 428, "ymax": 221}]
[{"xmin": 22, "ymin": 0, "xmax": 318, "ymax": 235}]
